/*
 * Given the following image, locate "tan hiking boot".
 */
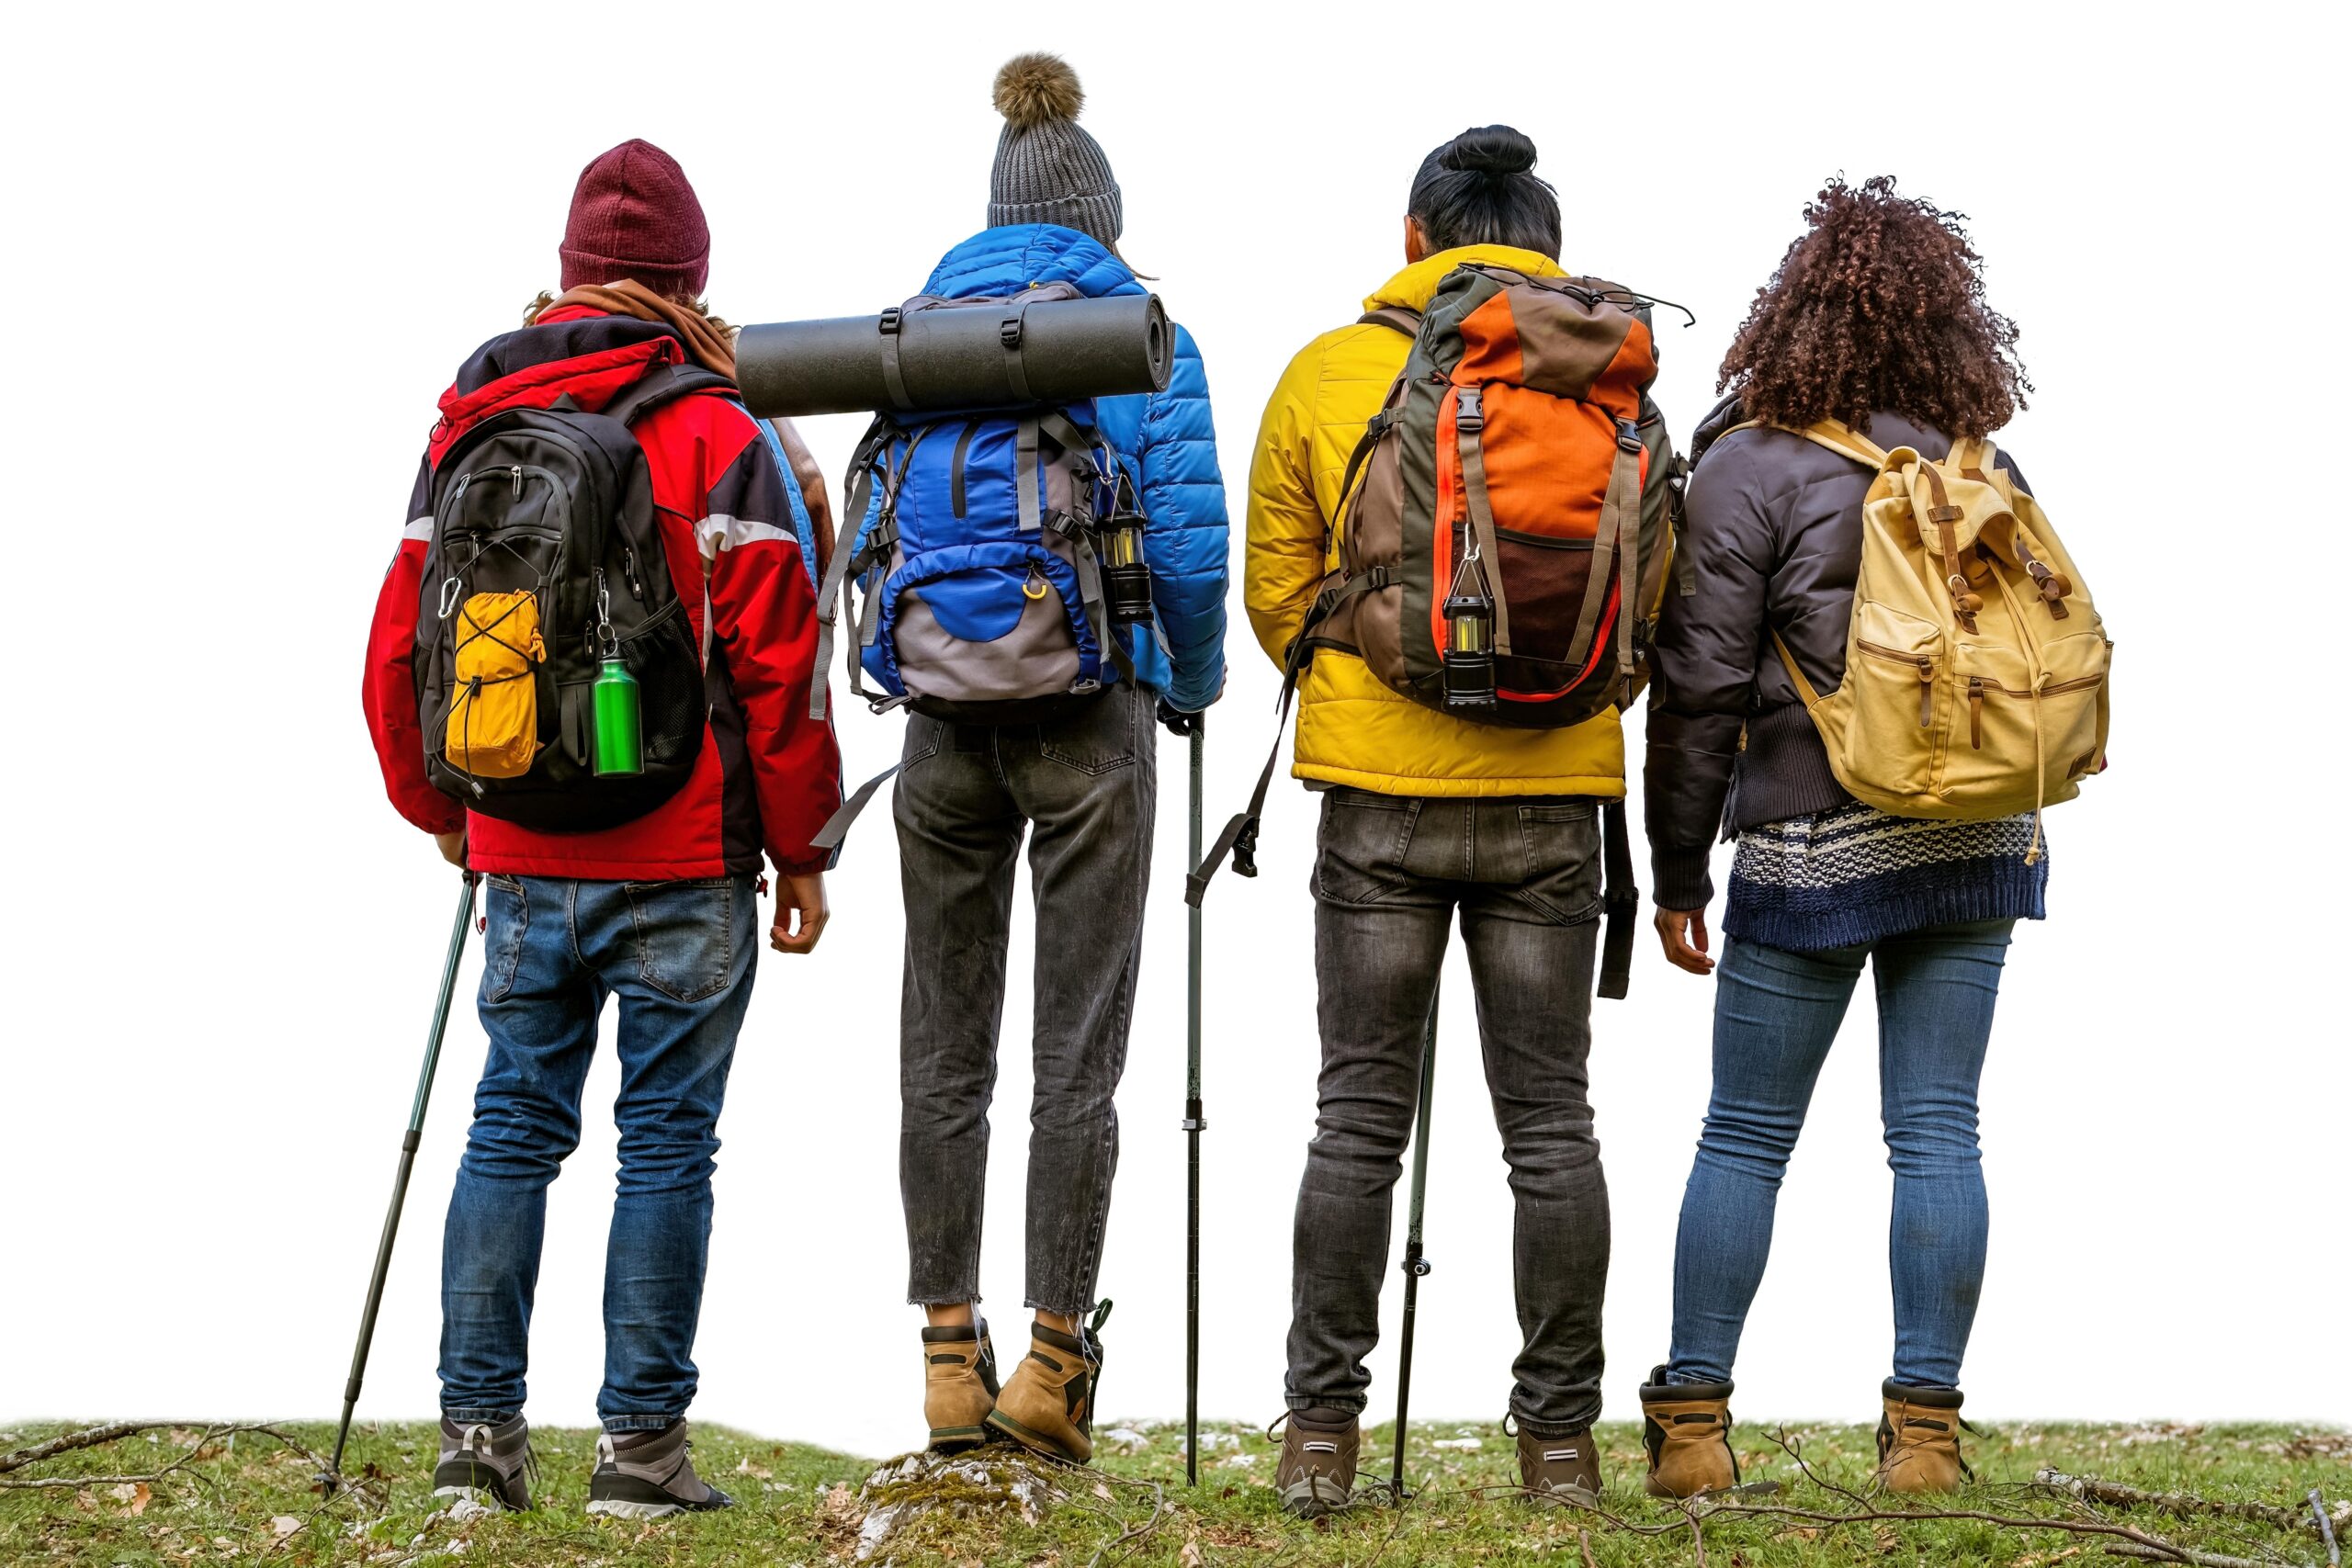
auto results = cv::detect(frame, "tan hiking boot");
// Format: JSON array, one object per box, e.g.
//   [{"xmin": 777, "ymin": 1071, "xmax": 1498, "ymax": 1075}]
[
  {"xmin": 1875, "ymin": 1382, "xmax": 1970, "ymax": 1493},
  {"xmin": 922, "ymin": 1319, "xmax": 1000, "ymax": 1453},
  {"xmin": 986, "ymin": 1310, "xmax": 1106, "ymax": 1464},
  {"xmin": 1516, "ymin": 1424, "xmax": 1602, "ymax": 1502},
  {"xmin": 1273, "ymin": 1407, "xmax": 1359, "ymax": 1517},
  {"xmin": 1639, "ymin": 1366, "xmax": 1738, "ymax": 1498}
]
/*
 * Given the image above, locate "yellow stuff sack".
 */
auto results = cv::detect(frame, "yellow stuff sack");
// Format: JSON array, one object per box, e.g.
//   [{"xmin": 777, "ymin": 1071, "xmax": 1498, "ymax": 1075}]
[{"xmin": 446, "ymin": 590, "xmax": 544, "ymax": 779}]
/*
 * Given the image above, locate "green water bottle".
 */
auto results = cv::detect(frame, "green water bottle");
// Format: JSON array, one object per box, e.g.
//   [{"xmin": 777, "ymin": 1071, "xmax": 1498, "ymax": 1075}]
[{"xmin": 593, "ymin": 657, "xmax": 644, "ymax": 777}]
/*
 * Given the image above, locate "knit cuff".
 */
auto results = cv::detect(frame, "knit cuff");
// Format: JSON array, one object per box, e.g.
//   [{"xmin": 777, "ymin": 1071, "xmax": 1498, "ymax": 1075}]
[{"xmin": 1651, "ymin": 847, "xmax": 1714, "ymax": 913}]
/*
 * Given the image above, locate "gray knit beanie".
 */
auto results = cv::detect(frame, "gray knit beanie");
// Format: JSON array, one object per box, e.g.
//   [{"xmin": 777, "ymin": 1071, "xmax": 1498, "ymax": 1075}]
[{"xmin": 988, "ymin": 53, "xmax": 1123, "ymax": 248}]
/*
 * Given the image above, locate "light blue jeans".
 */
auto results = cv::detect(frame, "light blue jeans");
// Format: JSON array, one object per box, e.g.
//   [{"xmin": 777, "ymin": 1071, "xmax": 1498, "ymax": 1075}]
[
  {"xmin": 1666, "ymin": 919, "xmax": 2012, "ymax": 1390},
  {"xmin": 439, "ymin": 874, "xmax": 755, "ymax": 1430}
]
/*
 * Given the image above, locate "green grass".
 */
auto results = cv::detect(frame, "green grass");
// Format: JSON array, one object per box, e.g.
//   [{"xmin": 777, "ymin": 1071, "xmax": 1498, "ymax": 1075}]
[{"xmin": 4, "ymin": 1417, "xmax": 2346, "ymax": 1566}]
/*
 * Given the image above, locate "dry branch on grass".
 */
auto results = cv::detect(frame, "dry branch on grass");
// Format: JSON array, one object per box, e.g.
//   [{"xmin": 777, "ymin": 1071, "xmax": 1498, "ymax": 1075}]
[
  {"xmin": 0, "ymin": 1423, "xmax": 348, "ymax": 1502},
  {"xmin": 2041, "ymin": 1467, "xmax": 2352, "ymax": 1538}
]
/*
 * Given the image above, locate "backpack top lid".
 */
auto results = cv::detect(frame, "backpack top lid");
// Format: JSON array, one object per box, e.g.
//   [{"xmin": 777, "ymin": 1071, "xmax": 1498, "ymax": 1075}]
[{"xmin": 430, "ymin": 316, "xmax": 695, "ymax": 471}]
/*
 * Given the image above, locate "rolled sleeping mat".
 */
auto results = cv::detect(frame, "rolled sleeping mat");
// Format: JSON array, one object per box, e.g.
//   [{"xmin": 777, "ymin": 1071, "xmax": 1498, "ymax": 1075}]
[{"xmin": 736, "ymin": 293, "xmax": 1171, "ymax": 419}]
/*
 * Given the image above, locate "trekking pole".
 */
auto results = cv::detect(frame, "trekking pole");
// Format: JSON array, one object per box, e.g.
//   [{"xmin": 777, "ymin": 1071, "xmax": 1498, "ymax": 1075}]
[
  {"xmin": 320, "ymin": 870, "xmax": 479, "ymax": 1495},
  {"xmin": 1389, "ymin": 980, "xmax": 1440, "ymax": 1504},
  {"xmin": 1183, "ymin": 720, "xmax": 1205, "ymax": 1486}
]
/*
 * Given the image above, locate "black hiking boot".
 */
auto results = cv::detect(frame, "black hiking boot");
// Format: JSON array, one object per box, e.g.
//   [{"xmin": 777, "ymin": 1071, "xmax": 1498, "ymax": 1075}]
[
  {"xmin": 585, "ymin": 1420, "xmax": 734, "ymax": 1518},
  {"xmin": 432, "ymin": 1414, "xmax": 536, "ymax": 1511},
  {"xmin": 1273, "ymin": 1407, "xmax": 1359, "ymax": 1517}
]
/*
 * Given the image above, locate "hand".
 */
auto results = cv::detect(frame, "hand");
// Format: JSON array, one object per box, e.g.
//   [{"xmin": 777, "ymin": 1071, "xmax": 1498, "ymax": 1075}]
[
  {"xmin": 435, "ymin": 829, "xmax": 469, "ymax": 869},
  {"xmin": 771, "ymin": 872, "xmax": 830, "ymax": 955},
  {"xmin": 1156, "ymin": 699, "xmax": 1203, "ymax": 738},
  {"xmin": 1655, "ymin": 906, "xmax": 1714, "ymax": 976}
]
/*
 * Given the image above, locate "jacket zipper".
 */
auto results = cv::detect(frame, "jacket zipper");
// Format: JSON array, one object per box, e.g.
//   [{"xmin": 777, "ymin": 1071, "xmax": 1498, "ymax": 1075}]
[{"xmin": 1856, "ymin": 638, "xmax": 1936, "ymax": 727}]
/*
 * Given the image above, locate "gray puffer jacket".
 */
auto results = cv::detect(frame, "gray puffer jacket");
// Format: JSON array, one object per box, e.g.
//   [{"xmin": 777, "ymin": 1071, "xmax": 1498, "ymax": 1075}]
[{"xmin": 1643, "ymin": 395, "xmax": 2030, "ymax": 909}]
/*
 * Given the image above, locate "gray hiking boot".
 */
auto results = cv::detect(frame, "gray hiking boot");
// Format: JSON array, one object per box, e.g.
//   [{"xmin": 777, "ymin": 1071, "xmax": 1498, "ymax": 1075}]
[
  {"xmin": 584, "ymin": 1420, "xmax": 734, "ymax": 1518},
  {"xmin": 1274, "ymin": 1407, "xmax": 1359, "ymax": 1517},
  {"xmin": 432, "ymin": 1415, "xmax": 536, "ymax": 1511}
]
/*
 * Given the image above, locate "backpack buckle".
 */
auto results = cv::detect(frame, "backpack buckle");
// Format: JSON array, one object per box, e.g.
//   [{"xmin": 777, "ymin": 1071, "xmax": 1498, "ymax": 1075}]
[
  {"xmin": 1615, "ymin": 418, "xmax": 1645, "ymax": 454},
  {"xmin": 1456, "ymin": 388, "xmax": 1485, "ymax": 433},
  {"xmin": 1000, "ymin": 315, "xmax": 1024, "ymax": 350},
  {"xmin": 878, "ymin": 307, "xmax": 903, "ymax": 335}
]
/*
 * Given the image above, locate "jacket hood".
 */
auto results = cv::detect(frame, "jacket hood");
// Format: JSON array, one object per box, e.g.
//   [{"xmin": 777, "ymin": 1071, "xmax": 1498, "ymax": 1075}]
[
  {"xmin": 429, "ymin": 309, "xmax": 685, "ymax": 468},
  {"xmin": 1363, "ymin": 244, "xmax": 1563, "ymax": 315},
  {"xmin": 925, "ymin": 222, "xmax": 1143, "ymax": 301}
]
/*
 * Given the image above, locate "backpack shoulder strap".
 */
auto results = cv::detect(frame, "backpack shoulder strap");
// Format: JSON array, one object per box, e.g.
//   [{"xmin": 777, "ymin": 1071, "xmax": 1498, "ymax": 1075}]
[
  {"xmin": 1713, "ymin": 418, "xmax": 1893, "ymax": 470},
  {"xmin": 604, "ymin": 362, "xmax": 735, "ymax": 427},
  {"xmin": 1357, "ymin": 306, "xmax": 1423, "ymax": 337}
]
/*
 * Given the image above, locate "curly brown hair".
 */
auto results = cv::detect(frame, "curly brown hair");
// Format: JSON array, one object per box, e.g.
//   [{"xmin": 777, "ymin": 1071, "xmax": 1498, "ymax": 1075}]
[{"xmin": 1720, "ymin": 176, "xmax": 2029, "ymax": 439}]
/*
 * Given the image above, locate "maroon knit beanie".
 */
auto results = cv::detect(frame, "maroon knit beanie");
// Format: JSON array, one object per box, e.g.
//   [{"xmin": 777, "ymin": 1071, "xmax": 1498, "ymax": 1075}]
[{"xmin": 558, "ymin": 140, "xmax": 711, "ymax": 299}]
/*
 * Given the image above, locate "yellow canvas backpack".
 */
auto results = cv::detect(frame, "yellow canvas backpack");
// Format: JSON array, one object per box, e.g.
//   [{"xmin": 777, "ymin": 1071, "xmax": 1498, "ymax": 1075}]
[{"xmin": 1753, "ymin": 421, "xmax": 2110, "ymax": 859}]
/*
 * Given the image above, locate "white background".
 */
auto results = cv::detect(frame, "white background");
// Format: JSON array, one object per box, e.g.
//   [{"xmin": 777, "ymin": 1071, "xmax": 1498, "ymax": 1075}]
[{"xmin": 5, "ymin": 2, "xmax": 2345, "ymax": 1459}]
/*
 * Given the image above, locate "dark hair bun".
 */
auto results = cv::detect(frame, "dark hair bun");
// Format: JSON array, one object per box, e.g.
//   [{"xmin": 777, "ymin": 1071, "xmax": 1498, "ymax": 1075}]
[{"xmin": 1441, "ymin": 125, "xmax": 1538, "ymax": 178}]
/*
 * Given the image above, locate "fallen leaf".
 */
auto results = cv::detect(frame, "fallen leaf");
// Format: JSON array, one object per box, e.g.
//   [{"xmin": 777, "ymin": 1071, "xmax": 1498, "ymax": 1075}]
[
  {"xmin": 73, "ymin": 1489, "xmax": 96, "ymax": 1513},
  {"xmin": 734, "ymin": 1457, "xmax": 773, "ymax": 1479},
  {"xmin": 110, "ymin": 1482, "xmax": 152, "ymax": 1517},
  {"xmin": 272, "ymin": 1515, "xmax": 301, "ymax": 1539},
  {"xmin": 1179, "ymin": 1534, "xmax": 1204, "ymax": 1568},
  {"xmin": 1092, "ymin": 1482, "xmax": 1114, "ymax": 1502}
]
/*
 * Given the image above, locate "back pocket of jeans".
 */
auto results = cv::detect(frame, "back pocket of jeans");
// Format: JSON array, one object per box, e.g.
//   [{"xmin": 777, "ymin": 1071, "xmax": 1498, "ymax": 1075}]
[
  {"xmin": 1315, "ymin": 791, "xmax": 1421, "ymax": 906},
  {"xmin": 1514, "ymin": 802, "xmax": 1602, "ymax": 924},
  {"xmin": 623, "ymin": 878, "xmax": 739, "ymax": 1003},
  {"xmin": 1039, "ymin": 689, "xmax": 1138, "ymax": 775}
]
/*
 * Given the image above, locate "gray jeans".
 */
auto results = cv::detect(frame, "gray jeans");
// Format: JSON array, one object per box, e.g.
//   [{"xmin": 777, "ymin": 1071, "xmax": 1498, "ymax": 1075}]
[
  {"xmin": 894, "ymin": 682, "xmax": 1156, "ymax": 1314},
  {"xmin": 1286, "ymin": 789, "xmax": 1611, "ymax": 1437}
]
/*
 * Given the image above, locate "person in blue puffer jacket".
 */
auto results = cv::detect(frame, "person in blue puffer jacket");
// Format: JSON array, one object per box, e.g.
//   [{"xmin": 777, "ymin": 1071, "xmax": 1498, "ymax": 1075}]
[{"xmin": 892, "ymin": 52, "xmax": 1228, "ymax": 1467}]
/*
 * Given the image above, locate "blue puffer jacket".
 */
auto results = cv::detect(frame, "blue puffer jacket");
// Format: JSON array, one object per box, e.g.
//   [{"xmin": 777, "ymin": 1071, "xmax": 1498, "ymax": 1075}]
[{"xmin": 902, "ymin": 223, "xmax": 1229, "ymax": 711}]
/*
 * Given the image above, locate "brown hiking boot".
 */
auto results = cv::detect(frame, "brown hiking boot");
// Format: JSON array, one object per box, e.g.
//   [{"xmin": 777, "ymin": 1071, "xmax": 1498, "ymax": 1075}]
[
  {"xmin": 1875, "ymin": 1382, "xmax": 1970, "ymax": 1493},
  {"xmin": 922, "ymin": 1319, "xmax": 1000, "ymax": 1452},
  {"xmin": 1273, "ymin": 1407, "xmax": 1359, "ymax": 1517},
  {"xmin": 1639, "ymin": 1366, "xmax": 1738, "ymax": 1498},
  {"xmin": 1517, "ymin": 1425, "xmax": 1602, "ymax": 1502},
  {"xmin": 985, "ymin": 1311, "xmax": 1106, "ymax": 1464}
]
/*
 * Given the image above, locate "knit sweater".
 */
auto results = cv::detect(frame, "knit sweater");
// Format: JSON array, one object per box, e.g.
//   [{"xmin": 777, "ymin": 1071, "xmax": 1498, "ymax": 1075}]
[{"xmin": 1723, "ymin": 802, "xmax": 2048, "ymax": 953}]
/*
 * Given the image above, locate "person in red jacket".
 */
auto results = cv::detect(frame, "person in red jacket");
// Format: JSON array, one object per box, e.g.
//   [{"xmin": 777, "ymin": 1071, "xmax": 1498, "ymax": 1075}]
[{"xmin": 360, "ymin": 140, "xmax": 841, "ymax": 1518}]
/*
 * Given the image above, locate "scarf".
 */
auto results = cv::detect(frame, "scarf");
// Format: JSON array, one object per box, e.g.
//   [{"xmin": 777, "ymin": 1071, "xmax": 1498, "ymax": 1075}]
[{"xmin": 539, "ymin": 279, "xmax": 739, "ymax": 378}]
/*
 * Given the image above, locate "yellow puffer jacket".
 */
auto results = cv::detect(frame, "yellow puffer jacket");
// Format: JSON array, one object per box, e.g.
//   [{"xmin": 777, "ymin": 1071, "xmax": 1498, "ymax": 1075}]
[{"xmin": 1245, "ymin": 245, "xmax": 1625, "ymax": 798}]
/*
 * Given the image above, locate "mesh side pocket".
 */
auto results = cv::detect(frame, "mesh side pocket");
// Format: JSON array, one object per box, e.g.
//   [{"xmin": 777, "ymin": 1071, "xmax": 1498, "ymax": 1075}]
[{"xmin": 626, "ymin": 613, "xmax": 705, "ymax": 767}]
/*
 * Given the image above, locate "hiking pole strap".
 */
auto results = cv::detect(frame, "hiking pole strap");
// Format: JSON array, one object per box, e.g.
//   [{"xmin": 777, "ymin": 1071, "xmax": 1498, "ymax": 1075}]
[
  {"xmin": 1597, "ymin": 799, "xmax": 1639, "ymax": 1000},
  {"xmin": 1186, "ymin": 570, "xmax": 1388, "ymax": 908}
]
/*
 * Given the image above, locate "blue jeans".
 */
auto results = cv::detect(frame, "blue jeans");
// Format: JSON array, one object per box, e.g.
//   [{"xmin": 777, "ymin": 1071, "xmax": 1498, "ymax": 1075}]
[
  {"xmin": 1667, "ymin": 919, "xmax": 2012, "ymax": 1391},
  {"xmin": 439, "ymin": 874, "xmax": 755, "ymax": 1430}
]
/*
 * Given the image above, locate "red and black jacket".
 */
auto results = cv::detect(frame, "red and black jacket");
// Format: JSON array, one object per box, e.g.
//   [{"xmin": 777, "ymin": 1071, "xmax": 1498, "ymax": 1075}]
[{"xmin": 363, "ymin": 307, "xmax": 841, "ymax": 880}]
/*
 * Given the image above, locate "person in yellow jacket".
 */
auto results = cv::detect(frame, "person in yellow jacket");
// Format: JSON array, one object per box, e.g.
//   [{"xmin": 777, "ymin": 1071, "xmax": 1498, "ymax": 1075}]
[{"xmin": 1251, "ymin": 126, "xmax": 1659, "ymax": 1514}]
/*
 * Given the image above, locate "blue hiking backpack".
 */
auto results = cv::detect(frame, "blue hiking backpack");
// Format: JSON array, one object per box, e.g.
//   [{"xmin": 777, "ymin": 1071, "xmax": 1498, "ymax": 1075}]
[{"xmin": 805, "ymin": 287, "xmax": 1152, "ymax": 730}]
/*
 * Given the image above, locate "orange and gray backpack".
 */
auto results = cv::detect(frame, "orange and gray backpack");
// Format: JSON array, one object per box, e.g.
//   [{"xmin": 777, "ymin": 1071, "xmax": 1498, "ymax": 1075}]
[{"xmin": 1191, "ymin": 265, "xmax": 1685, "ymax": 998}]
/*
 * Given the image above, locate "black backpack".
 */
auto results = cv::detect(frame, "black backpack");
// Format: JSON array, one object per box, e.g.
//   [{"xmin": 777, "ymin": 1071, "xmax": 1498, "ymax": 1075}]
[{"xmin": 411, "ymin": 364, "xmax": 728, "ymax": 832}]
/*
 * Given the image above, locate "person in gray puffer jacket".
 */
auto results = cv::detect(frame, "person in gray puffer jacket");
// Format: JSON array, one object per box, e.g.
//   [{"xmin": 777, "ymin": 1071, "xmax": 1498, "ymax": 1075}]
[{"xmin": 1635, "ymin": 176, "xmax": 2047, "ymax": 1501}]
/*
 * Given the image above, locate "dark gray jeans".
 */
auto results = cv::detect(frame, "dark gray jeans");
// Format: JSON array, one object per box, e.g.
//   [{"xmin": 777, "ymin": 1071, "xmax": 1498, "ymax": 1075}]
[
  {"xmin": 894, "ymin": 682, "xmax": 1155, "ymax": 1314},
  {"xmin": 1286, "ymin": 789, "xmax": 1611, "ymax": 1437}
]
